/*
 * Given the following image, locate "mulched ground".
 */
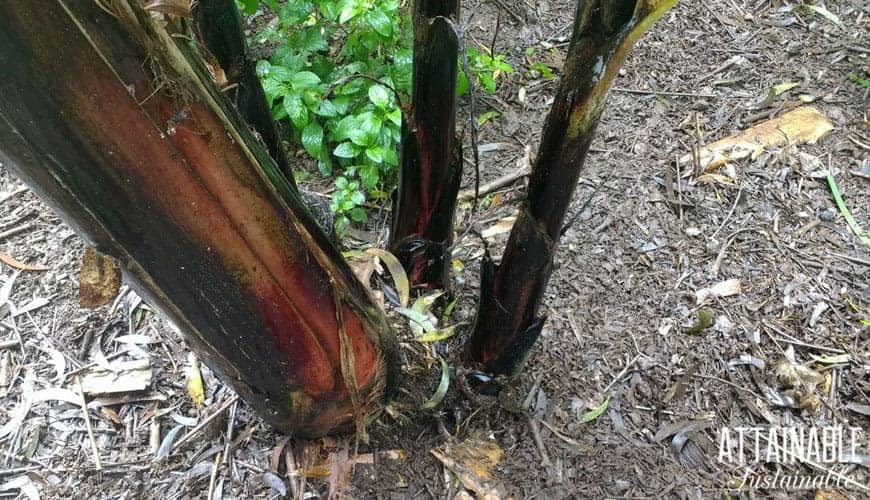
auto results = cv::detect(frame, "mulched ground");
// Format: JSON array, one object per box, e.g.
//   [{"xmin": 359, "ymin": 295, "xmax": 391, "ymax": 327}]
[{"xmin": 1, "ymin": 1, "xmax": 868, "ymax": 498}]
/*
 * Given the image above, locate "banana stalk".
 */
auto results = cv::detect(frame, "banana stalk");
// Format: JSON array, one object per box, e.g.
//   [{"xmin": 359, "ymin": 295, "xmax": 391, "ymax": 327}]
[
  {"xmin": 464, "ymin": 0, "xmax": 677, "ymax": 377},
  {"xmin": 0, "ymin": 0, "xmax": 398, "ymax": 437}
]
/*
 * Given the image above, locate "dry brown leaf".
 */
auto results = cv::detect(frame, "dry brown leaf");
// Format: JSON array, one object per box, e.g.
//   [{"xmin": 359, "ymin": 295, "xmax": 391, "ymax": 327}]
[
  {"xmin": 431, "ymin": 437, "xmax": 506, "ymax": 500},
  {"xmin": 481, "ymin": 216, "xmax": 516, "ymax": 240},
  {"xmin": 79, "ymin": 246, "xmax": 122, "ymax": 309},
  {"xmin": 815, "ymin": 490, "xmax": 849, "ymax": 500},
  {"xmin": 80, "ymin": 359, "xmax": 152, "ymax": 395},
  {"xmin": 681, "ymin": 106, "xmax": 834, "ymax": 171},
  {"xmin": 694, "ymin": 279, "xmax": 742, "ymax": 304},
  {"xmin": 0, "ymin": 251, "xmax": 48, "ymax": 271}
]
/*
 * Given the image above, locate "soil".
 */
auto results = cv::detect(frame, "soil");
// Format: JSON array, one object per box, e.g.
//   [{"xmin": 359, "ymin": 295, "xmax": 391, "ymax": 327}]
[{"xmin": 1, "ymin": 1, "xmax": 869, "ymax": 499}]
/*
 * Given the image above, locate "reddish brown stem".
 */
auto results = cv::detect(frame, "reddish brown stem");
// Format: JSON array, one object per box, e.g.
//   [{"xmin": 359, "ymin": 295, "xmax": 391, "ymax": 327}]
[
  {"xmin": 0, "ymin": 1, "xmax": 397, "ymax": 437},
  {"xmin": 389, "ymin": 0, "xmax": 462, "ymax": 290}
]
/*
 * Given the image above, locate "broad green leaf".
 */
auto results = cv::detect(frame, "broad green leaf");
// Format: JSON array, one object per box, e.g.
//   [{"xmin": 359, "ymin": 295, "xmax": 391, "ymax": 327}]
[
  {"xmin": 456, "ymin": 72, "xmax": 469, "ymax": 97},
  {"xmin": 368, "ymin": 84, "xmax": 390, "ymax": 109},
  {"xmin": 367, "ymin": 9, "xmax": 393, "ymax": 37},
  {"xmin": 422, "ymin": 358, "xmax": 450, "ymax": 410},
  {"xmin": 580, "ymin": 396, "xmax": 610, "ymax": 423},
  {"xmin": 339, "ymin": 4, "xmax": 357, "ymax": 24},
  {"xmin": 301, "ymin": 122, "xmax": 323, "ymax": 157},
  {"xmin": 283, "ymin": 95, "xmax": 308, "ymax": 130},
  {"xmin": 333, "ymin": 142, "xmax": 358, "ymax": 159},
  {"xmin": 350, "ymin": 207, "xmax": 367, "ymax": 222},
  {"xmin": 291, "ymin": 71, "xmax": 321, "ymax": 90},
  {"xmin": 382, "ymin": 147, "xmax": 398, "ymax": 167},
  {"xmin": 315, "ymin": 100, "xmax": 339, "ymax": 117},
  {"xmin": 359, "ymin": 164, "xmax": 380, "ymax": 189},
  {"xmin": 334, "ymin": 115, "xmax": 357, "ymax": 141},
  {"xmin": 241, "ymin": 0, "xmax": 259, "ymax": 15},
  {"xmin": 386, "ymin": 107, "xmax": 402, "ymax": 127},
  {"xmin": 365, "ymin": 147, "xmax": 384, "ymax": 164}
]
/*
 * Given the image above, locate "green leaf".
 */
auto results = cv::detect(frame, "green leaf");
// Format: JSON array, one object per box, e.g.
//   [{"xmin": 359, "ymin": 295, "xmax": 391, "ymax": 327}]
[
  {"xmin": 477, "ymin": 111, "xmax": 501, "ymax": 127},
  {"xmin": 386, "ymin": 107, "xmax": 402, "ymax": 127},
  {"xmin": 456, "ymin": 72, "xmax": 469, "ymax": 97},
  {"xmin": 368, "ymin": 84, "xmax": 390, "ymax": 109},
  {"xmin": 351, "ymin": 112, "xmax": 381, "ymax": 147},
  {"xmin": 283, "ymin": 95, "xmax": 308, "ymax": 130},
  {"xmin": 301, "ymin": 122, "xmax": 323, "ymax": 157},
  {"xmin": 359, "ymin": 164, "xmax": 380, "ymax": 189},
  {"xmin": 580, "ymin": 396, "xmax": 610, "ymax": 423},
  {"xmin": 365, "ymin": 147, "xmax": 384, "ymax": 164},
  {"xmin": 350, "ymin": 207, "xmax": 367, "ymax": 222},
  {"xmin": 367, "ymin": 9, "xmax": 393, "ymax": 37},
  {"xmin": 683, "ymin": 309, "xmax": 713, "ymax": 335},
  {"xmin": 382, "ymin": 147, "xmax": 398, "ymax": 167},
  {"xmin": 339, "ymin": 4, "xmax": 357, "ymax": 24},
  {"xmin": 827, "ymin": 174, "xmax": 870, "ymax": 246},
  {"xmin": 333, "ymin": 142, "xmax": 358, "ymax": 159},
  {"xmin": 416, "ymin": 326, "xmax": 457, "ymax": 343},
  {"xmin": 315, "ymin": 100, "xmax": 339, "ymax": 117},
  {"xmin": 240, "ymin": 0, "xmax": 259, "ymax": 15},
  {"xmin": 334, "ymin": 115, "xmax": 357, "ymax": 141},
  {"xmin": 422, "ymin": 358, "xmax": 450, "ymax": 410},
  {"xmin": 291, "ymin": 71, "xmax": 321, "ymax": 90},
  {"xmin": 396, "ymin": 307, "xmax": 435, "ymax": 337}
]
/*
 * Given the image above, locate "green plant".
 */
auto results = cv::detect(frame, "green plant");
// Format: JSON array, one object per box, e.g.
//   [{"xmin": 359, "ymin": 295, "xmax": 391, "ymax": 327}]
[
  {"xmin": 457, "ymin": 46, "xmax": 514, "ymax": 96},
  {"xmin": 243, "ymin": 1, "xmax": 513, "ymax": 233},
  {"xmin": 248, "ymin": 0, "xmax": 411, "ymax": 232}
]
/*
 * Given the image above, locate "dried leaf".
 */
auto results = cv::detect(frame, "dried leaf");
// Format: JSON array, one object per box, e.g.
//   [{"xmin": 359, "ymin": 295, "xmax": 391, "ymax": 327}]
[
  {"xmin": 0, "ymin": 373, "xmax": 34, "ymax": 439},
  {"xmin": 803, "ymin": 5, "xmax": 844, "ymax": 28},
  {"xmin": 113, "ymin": 334, "xmax": 160, "ymax": 345},
  {"xmin": 365, "ymin": 248, "xmax": 410, "ymax": 307},
  {"xmin": 0, "ymin": 251, "xmax": 48, "ymax": 271},
  {"xmin": 431, "ymin": 437, "xmax": 505, "ymax": 500},
  {"xmin": 155, "ymin": 424, "xmax": 184, "ymax": 459},
  {"xmin": 727, "ymin": 354, "xmax": 765, "ymax": 370},
  {"xmin": 262, "ymin": 472, "xmax": 288, "ymax": 496},
  {"xmin": 80, "ymin": 359, "xmax": 152, "ymax": 395},
  {"xmin": 680, "ymin": 106, "xmax": 834, "ymax": 171},
  {"xmin": 40, "ymin": 347, "xmax": 66, "ymax": 382},
  {"xmin": 481, "ymin": 216, "xmax": 516, "ymax": 240},
  {"xmin": 773, "ymin": 82, "xmax": 799, "ymax": 96},
  {"xmin": 79, "ymin": 247, "xmax": 122, "ymax": 309},
  {"xmin": 0, "ymin": 476, "xmax": 40, "ymax": 500},
  {"xmin": 694, "ymin": 279, "xmax": 742, "ymax": 304},
  {"xmin": 187, "ymin": 354, "xmax": 205, "ymax": 408},
  {"xmin": 809, "ymin": 353, "xmax": 852, "ymax": 365},
  {"xmin": 13, "ymin": 297, "xmax": 51, "ymax": 317},
  {"xmin": 32, "ymin": 387, "xmax": 81, "ymax": 406},
  {"xmin": 143, "ymin": 0, "xmax": 191, "ymax": 17}
]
